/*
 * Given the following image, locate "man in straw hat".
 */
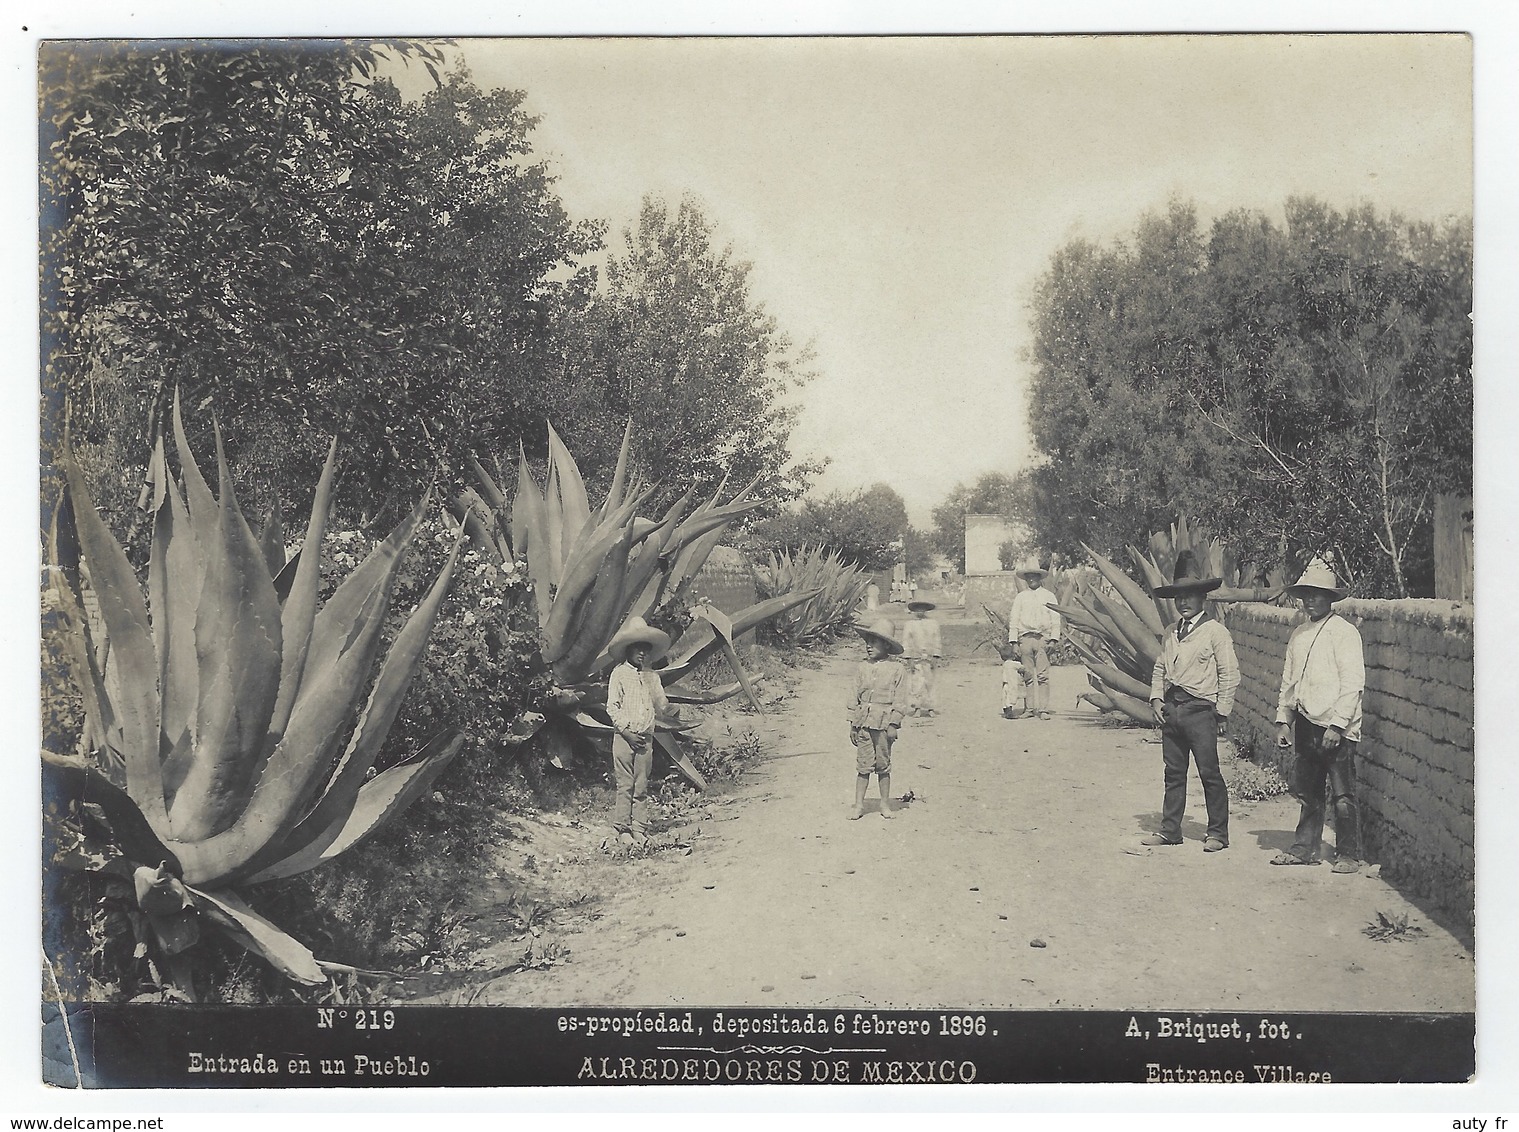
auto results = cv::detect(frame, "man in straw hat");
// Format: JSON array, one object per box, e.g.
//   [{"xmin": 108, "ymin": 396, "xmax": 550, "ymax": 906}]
[
  {"xmin": 1007, "ymin": 559, "xmax": 1062, "ymax": 720},
  {"xmin": 1143, "ymin": 551, "xmax": 1240, "ymax": 852},
  {"xmin": 848, "ymin": 617, "xmax": 908, "ymax": 820},
  {"xmin": 1271, "ymin": 561, "xmax": 1366, "ymax": 873},
  {"xmin": 901, "ymin": 599, "xmax": 944, "ymax": 716},
  {"xmin": 605, "ymin": 616, "xmax": 673, "ymax": 844}
]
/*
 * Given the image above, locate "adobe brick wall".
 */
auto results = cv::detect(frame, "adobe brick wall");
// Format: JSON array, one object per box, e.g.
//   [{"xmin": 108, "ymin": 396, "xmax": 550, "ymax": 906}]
[{"xmin": 1221, "ymin": 599, "xmax": 1474, "ymax": 932}]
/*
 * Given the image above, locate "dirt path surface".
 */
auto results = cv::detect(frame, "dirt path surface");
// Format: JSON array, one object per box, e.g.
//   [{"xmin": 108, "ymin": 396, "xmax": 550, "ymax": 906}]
[{"xmin": 460, "ymin": 642, "xmax": 1474, "ymax": 1012}]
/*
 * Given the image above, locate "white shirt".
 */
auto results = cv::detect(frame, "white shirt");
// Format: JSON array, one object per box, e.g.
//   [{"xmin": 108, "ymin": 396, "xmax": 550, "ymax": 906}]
[
  {"xmin": 607, "ymin": 662, "xmax": 669, "ymax": 734},
  {"xmin": 900, "ymin": 617, "xmax": 942, "ymax": 659},
  {"xmin": 1276, "ymin": 613, "xmax": 1365, "ymax": 741},
  {"xmin": 1009, "ymin": 587, "xmax": 1061, "ymax": 641}
]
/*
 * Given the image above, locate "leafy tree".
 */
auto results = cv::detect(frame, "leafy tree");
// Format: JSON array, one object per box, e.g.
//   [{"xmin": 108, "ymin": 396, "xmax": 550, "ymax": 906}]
[
  {"xmin": 557, "ymin": 195, "xmax": 823, "ymax": 513},
  {"xmin": 1023, "ymin": 197, "xmax": 1471, "ymax": 596},
  {"xmin": 747, "ymin": 482, "xmax": 919, "ymax": 572},
  {"xmin": 929, "ymin": 470, "xmax": 1028, "ymax": 571},
  {"xmin": 40, "ymin": 44, "xmax": 608, "ymax": 536}
]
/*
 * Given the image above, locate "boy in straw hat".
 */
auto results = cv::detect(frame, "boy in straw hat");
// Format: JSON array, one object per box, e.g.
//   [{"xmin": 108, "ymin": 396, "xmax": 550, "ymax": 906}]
[
  {"xmin": 849, "ymin": 617, "xmax": 908, "ymax": 820},
  {"xmin": 901, "ymin": 600, "xmax": 944, "ymax": 716},
  {"xmin": 1271, "ymin": 561, "xmax": 1366, "ymax": 873},
  {"xmin": 1143, "ymin": 551, "xmax": 1240, "ymax": 853},
  {"xmin": 605, "ymin": 616, "xmax": 673, "ymax": 844},
  {"xmin": 1007, "ymin": 559, "xmax": 1062, "ymax": 720}
]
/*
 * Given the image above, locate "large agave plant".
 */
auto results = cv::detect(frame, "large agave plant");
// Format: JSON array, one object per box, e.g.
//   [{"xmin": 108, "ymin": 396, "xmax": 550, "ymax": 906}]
[
  {"xmin": 753, "ymin": 546, "xmax": 872, "ymax": 647},
  {"xmin": 451, "ymin": 423, "xmax": 819, "ymax": 787},
  {"xmin": 44, "ymin": 402, "xmax": 465, "ymax": 984},
  {"xmin": 1056, "ymin": 517, "xmax": 1282, "ymax": 727}
]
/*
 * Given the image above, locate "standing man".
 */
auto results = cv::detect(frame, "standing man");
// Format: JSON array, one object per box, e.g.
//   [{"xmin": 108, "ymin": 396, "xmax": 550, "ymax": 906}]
[
  {"xmin": 1143, "ymin": 552, "xmax": 1240, "ymax": 853},
  {"xmin": 1008, "ymin": 560, "xmax": 1062, "ymax": 721},
  {"xmin": 1271, "ymin": 561, "xmax": 1366, "ymax": 873}
]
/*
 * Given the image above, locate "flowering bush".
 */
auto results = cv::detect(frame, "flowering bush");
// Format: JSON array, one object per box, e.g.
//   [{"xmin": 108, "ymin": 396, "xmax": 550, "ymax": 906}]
[{"xmin": 318, "ymin": 517, "xmax": 551, "ymax": 773}]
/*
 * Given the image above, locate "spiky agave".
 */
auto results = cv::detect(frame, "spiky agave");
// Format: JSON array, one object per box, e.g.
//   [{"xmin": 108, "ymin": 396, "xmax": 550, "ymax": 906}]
[
  {"xmin": 45, "ymin": 402, "xmax": 466, "ymax": 984},
  {"xmin": 451, "ymin": 422, "xmax": 820, "ymax": 787},
  {"xmin": 1053, "ymin": 517, "xmax": 1282, "ymax": 726},
  {"xmin": 753, "ymin": 546, "xmax": 873, "ymax": 648}
]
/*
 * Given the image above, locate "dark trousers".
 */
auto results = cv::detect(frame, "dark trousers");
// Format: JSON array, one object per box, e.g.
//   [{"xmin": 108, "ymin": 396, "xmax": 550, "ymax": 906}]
[
  {"xmin": 1288, "ymin": 713, "xmax": 1360, "ymax": 862},
  {"xmin": 1160, "ymin": 690, "xmax": 1229, "ymax": 844}
]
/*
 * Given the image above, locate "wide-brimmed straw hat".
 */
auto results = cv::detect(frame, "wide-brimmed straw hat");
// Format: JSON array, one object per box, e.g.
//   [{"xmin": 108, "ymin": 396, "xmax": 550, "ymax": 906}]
[
  {"xmin": 855, "ymin": 617, "xmax": 904, "ymax": 655},
  {"xmin": 1286, "ymin": 561, "xmax": 1348, "ymax": 602},
  {"xmin": 606, "ymin": 616, "xmax": 672, "ymax": 664},
  {"xmin": 1153, "ymin": 550, "xmax": 1223, "ymax": 597},
  {"xmin": 907, "ymin": 600, "xmax": 936, "ymax": 612},
  {"xmin": 1014, "ymin": 558, "xmax": 1048, "ymax": 580}
]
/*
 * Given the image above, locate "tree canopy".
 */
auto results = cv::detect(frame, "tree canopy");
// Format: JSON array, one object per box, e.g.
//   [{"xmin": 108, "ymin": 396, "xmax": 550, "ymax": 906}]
[
  {"xmin": 1022, "ymin": 197, "xmax": 1471, "ymax": 596},
  {"xmin": 746, "ymin": 482, "xmax": 931, "ymax": 573},
  {"xmin": 41, "ymin": 45, "xmax": 820, "ymax": 545}
]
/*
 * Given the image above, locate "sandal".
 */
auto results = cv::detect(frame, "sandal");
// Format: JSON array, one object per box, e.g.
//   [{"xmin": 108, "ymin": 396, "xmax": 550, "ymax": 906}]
[{"xmin": 1270, "ymin": 851, "xmax": 1313, "ymax": 866}]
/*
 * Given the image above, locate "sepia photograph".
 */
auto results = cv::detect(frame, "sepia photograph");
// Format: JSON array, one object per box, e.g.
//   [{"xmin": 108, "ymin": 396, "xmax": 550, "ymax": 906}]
[{"xmin": 27, "ymin": 15, "xmax": 1498, "ymax": 1097}]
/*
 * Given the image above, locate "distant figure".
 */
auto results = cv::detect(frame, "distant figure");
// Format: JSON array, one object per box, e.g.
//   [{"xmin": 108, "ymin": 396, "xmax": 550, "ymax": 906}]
[
  {"xmin": 901, "ymin": 600, "xmax": 944, "ymax": 716},
  {"xmin": 848, "ymin": 618, "xmax": 907, "ymax": 821},
  {"xmin": 1143, "ymin": 552, "xmax": 1240, "ymax": 854},
  {"xmin": 865, "ymin": 582, "xmax": 880, "ymax": 611},
  {"xmin": 1007, "ymin": 560, "xmax": 1061, "ymax": 720},
  {"xmin": 1271, "ymin": 562, "xmax": 1366, "ymax": 874},
  {"xmin": 605, "ymin": 616, "xmax": 673, "ymax": 846}
]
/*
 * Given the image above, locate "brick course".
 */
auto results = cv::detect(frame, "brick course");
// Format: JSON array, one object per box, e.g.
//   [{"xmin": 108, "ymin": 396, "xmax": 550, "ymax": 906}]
[{"xmin": 1221, "ymin": 599, "xmax": 1474, "ymax": 933}]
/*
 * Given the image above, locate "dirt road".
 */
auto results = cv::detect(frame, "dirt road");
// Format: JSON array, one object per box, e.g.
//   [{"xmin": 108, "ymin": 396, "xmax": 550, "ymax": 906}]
[{"xmin": 465, "ymin": 642, "xmax": 1474, "ymax": 1012}]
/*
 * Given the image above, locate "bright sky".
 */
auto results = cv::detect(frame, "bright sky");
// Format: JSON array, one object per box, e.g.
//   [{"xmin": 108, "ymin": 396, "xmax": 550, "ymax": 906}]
[{"xmin": 409, "ymin": 34, "xmax": 1474, "ymax": 525}]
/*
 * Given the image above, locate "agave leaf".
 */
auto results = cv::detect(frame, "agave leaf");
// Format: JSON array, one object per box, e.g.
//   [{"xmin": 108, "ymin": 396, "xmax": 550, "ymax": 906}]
[
  {"xmin": 244, "ymin": 731, "xmax": 465, "ymax": 883},
  {"xmin": 1103, "ymin": 687, "xmax": 1158, "ymax": 727},
  {"xmin": 301, "ymin": 490, "xmax": 427, "ymax": 681},
  {"xmin": 653, "ymin": 731, "xmax": 707, "ymax": 791},
  {"xmin": 173, "ymin": 580, "xmax": 394, "ymax": 886},
  {"xmin": 171, "ymin": 392, "xmax": 218, "ymax": 536},
  {"xmin": 663, "ymin": 680, "xmax": 743, "ymax": 704},
  {"xmin": 466, "ymin": 453, "xmax": 508, "ymax": 517},
  {"xmin": 271, "ymin": 550, "xmax": 301, "ymax": 604},
  {"xmin": 63, "ymin": 456, "xmax": 166, "ymax": 833},
  {"xmin": 236, "ymin": 534, "xmax": 465, "ymax": 882},
  {"xmin": 187, "ymin": 886, "xmax": 325, "ymax": 985},
  {"xmin": 601, "ymin": 418, "xmax": 635, "ymax": 519},
  {"xmin": 1083, "ymin": 659, "xmax": 1153, "ymax": 701},
  {"xmin": 541, "ymin": 521, "xmax": 627, "ymax": 665},
  {"xmin": 655, "ymin": 590, "xmax": 821, "ymax": 683},
  {"xmin": 151, "ymin": 456, "xmax": 200, "ymax": 768},
  {"xmin": 512, "ymin": 443, "xmax": 555, "ymax": 621},
  {"xmin": 43, "ymin": 567, "xmax": 119, "ymax": 763},
  {"xmin": 263, "ymin": 438, "xmax": 338, "ymax": 754},
  {"xmin": 1088, "ymin": 587, "xmax": 1162, "ymax": 668},
  {"xmin": 546, "ymin": 422, "xmax": 592, "ymax": 556},
  {"xmin": 699, "ymin": 605, "xmax": 764, "ymax": 714},
  {"xmin": 1082, "ymin": 542, "xmax": 1165, "ymax": 637},
  {"xmin": 168, "ymin": 429, "xmax": 284, "ymax": 841},
  {"xmin": 257, "ymin": 495, "xmax": 286, "ymax": 577},
  {"xmin": 1079, "ymin": 691, "xmax": 1118, "ymax": 713},
  {"xmin": 42, "ymin": 750, "xmax": 181, "ymax": 873},
  {"xmin": 553, "ymin": 525, "xmax": 636, "ymax": 683}
]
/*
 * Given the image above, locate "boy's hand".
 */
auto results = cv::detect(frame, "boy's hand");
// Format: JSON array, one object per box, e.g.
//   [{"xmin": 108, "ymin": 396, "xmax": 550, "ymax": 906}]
[
  {"xmin": 1150, "ymin": 698, "xmax": 1166, "ymax": 726},
  {"xmin": 1321, "ymin": 726, "xmax": 1342, "ymax": 751},
  {"xmin": 1216, "ymin": 715, "xmax": 1228, "ymax": 737},
  {"xmin": 1276, "ymin": 723, "xmax": 1293, "ymax": 749},
  {"xmin": 849, "ymin": 726, "xmax": 862, "ymax": 743}
]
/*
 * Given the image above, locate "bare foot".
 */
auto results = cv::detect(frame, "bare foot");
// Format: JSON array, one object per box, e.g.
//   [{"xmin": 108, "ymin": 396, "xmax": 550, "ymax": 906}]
[{"xmin": 849, "ymin": 807, "xmax": 865, "ymax": 821}]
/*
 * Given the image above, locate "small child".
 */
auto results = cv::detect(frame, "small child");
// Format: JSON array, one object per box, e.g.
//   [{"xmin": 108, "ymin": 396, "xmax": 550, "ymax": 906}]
[
  {"xmin": 604, "ymin": 616, "xmax": 673, "ymax": 845},
  {"xmin": 848, "ymin": 617, "xmax": 907, "ymax": 820},
  {"xmin": 997, "ymin": 641, "xmax": 1027, "ymax": 719}
]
